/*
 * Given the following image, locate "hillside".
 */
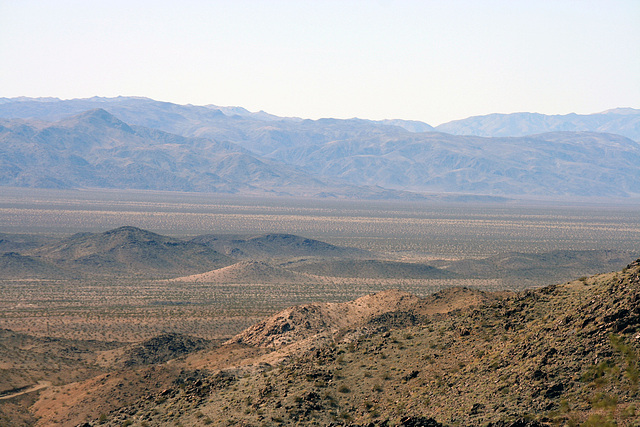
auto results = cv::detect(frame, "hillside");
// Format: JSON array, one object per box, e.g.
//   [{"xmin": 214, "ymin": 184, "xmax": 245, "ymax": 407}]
[
  {"xmin": 190, "ymin": 233, "xmax": 370, "ymax": 260},
  {"xmin": 435, "ymin": 249, "xmax": 636, "ymax": 286},
  {"xmin": 284, "ymin": 259, "xmax": 457, "ymax": 279},
  {"xmin": 0, "ymin": 252, "xmax": 67, "ymax": 280},
  {"xmin": 26, "ymin": 226, "xmax": 233, "ymax": 277},
  {"xmin": 0, "ymin": 233, "xmax": 54, "ymax": 253},
  {"xmin": 169, "ymin": 261, "xmax": 322, "ymax": 284},
  {"xmin": 23, "ymin": 259, "xmax": 640, "ymax": 426}
]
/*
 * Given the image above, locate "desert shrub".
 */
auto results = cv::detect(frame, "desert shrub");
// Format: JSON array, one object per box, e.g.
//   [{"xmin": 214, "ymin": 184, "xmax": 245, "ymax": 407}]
[
  {"xmin": 581, "ymin": 413, "xmax": 616, "ymax": 427},
  {"xmin": 621, "ymin": 404, "xmax": 637, "ymax": 418},
  {"xmin": 581, "ymin": 360, "xmax": 614, "ymax": 385},
  {"xmin": 589, "ymin": 392, "xmax": 618, "ymax": 409}
]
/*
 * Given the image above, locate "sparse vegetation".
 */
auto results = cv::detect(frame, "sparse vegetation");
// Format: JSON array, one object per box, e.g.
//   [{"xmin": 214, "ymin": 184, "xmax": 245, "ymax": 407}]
[{"xmin": 0, "ymin": 194, "xmax": 639, "ymax": 426}]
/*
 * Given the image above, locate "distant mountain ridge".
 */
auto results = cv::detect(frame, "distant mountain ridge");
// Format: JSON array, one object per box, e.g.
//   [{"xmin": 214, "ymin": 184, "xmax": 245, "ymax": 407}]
[
  {"xmin": 435, "ymin": 109, "xmax": 640, "ymax": 141},
  {"xmin": 0, "ymin": 108, "xmax": 426, "ymax": 200},
  {"xmin": 1, "ymin": 96, "xmax": 636, "ymax": 139},
  {"xmin": 1, "ymin": 97, "xmax": 639, "ymax": 199}
]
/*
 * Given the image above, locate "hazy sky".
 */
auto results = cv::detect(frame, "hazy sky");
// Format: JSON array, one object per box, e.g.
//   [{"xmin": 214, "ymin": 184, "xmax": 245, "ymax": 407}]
[{"xmin": 1, "ymin": 0, "xmax": 638, "ymax": 125}]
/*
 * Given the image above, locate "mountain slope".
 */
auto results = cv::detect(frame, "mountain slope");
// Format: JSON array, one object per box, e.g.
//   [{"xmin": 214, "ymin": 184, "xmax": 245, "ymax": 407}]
[
  {"xmin": 2, "ymin": 97, "xmax": 640, "ymax": 199},
  {"xmin": 284, "ymin": 259, "xmax": 457, "ymax": 279},
  {"xmin": 190, "ymin": 233, "xmax": 370, "ymax": 260},
  {"xmin": 437, "ymin": 249, "xmax": 637, "ymax": 284},
  {"xmin": 111, "ymin": 261, "xmax": 640, "ymax": 426},
  {"xmin": 0, "ymin": 252, "xmax": 67, "ymax": 279},
  {"xmin": 26, "ymin": 226, "xmax": 233, "ymax": 277},
  {"xmin": 435, "ymin": 109, "xmax": 640, "ymax": 141},
  {"xmin": 266, "ymin": 130, "xmax": 640, "ymax": 197},
  {"xmin": 0, "ymin": 109, "xmax": 426, "ymax": 199},
  {"xmin": 0, "ymin": 232, "xmax": 54, "ymax": 253},
  {"xmin": 169, "ymin": 260, "xmax": 322, "ymax": 284},
  {"xmin": 227, "ymin": 287, "xmax": 489, "ymax": 349},
  {"xmin": 23, "ymin": 260, "xmax": 640, "ymax": 426}
]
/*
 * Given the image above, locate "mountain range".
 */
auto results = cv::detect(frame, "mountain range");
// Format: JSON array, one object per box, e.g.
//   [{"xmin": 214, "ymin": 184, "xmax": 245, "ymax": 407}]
[
  {"xmin": 435, "ymin": 108, "xmax": 640, "ymax": 141},
  {"xmin": 0, "ymin": 108, "xmax": 420, "ymax": 199},
  {"xmin": 1, "ymin": 97, "xmax": 639, "ymax": 199}
]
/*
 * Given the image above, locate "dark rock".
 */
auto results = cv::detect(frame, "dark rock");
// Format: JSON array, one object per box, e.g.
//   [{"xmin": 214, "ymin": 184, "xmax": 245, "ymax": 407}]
[
  {"xmin": 544, "ymin": 382, "xmax": 564, "ymax": 399},
  {"xmin": 402, "ymin": 370, "xmax": 420, "ymax": 381},
  {"xmin": 123, "ymin": 333, "xmax": 210, "ymax": 367},
  {"xmin": 399, "ymin": 416, "xmax": 445, "ymax": 427},
  {"xmin": 469, "ymin": 403, "xmax": 485, "ymax": 415},
  {"xmin": 486, "ymin": 419, "xmax": 548, "ymax": 427}
]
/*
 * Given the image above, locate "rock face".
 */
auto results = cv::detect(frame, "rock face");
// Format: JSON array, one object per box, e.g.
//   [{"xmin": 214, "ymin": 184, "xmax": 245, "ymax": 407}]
[
  {"xmin": 228, "ymin": 288, "xmax": 491, "ymax": 348},
  {"xmin": 228, "ymin": 289, "xmax": 421, "ymax": 347}
]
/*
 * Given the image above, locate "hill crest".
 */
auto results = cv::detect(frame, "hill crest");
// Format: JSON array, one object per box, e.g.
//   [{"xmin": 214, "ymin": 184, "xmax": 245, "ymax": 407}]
[{"xmin": 27, "ymin": 226, "xmax": 233, "ymax": 277}]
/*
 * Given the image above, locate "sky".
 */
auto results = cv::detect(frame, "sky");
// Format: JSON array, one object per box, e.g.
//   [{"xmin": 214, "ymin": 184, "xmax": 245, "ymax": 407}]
[{"xmin": 0, "ymin": 0, "xmax": 638, "ymax": 125}]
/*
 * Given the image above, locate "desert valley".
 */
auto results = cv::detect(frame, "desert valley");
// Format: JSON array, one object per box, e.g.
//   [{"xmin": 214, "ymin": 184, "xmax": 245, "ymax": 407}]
[{"xmin": 0, "ymin": 97, "xmax": 639, "ymax": 426}]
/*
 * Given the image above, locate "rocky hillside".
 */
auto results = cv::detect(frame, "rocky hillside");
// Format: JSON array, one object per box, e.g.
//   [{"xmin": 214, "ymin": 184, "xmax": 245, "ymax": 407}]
[{"xmin": 53, "ymin": 259, "xmax": 639, "ymax": 427}]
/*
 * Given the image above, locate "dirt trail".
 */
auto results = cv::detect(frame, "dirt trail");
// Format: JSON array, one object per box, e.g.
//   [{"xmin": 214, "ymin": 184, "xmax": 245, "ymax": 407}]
[{"xmin": 0, "ymin": 380, "xmax": 52, "ymax": 400}]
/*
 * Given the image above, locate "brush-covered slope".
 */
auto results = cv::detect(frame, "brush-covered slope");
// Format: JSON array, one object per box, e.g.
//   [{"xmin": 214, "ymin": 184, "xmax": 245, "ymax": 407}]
[
  {"xmin": 122, "ymin": 333, "xmax": 213, "ymax": 368},
  {"xmin": 26, "ymin": 226, "xmax": 233, "ymax": 277},
  {"xmin": 437, "ymin": 249, "xmax": 637, "ymax": 285},
  {"xmin": 0, "ymin": 329, "xmax": 123, "ymax": 426},
  {"xmin": 65, "ymin": 259, "xmax": 640, "ymax": 427},
  {"xmin": 0, "ymin": 252, "xmax": 67, "ymax": 280},
  {"xmin": 169, "ymin": 261, "xmax": 321, "ymax": 284},
  {"xmin": 0, "ymin": 232, "xmax": 54, "ymax": 253},
  {"xmin": 227, "ymin": 288, "xmax": 491, "ymax": 349},
  {"xmin": 285, "ymin": 259, "xmax": 457, "ymax": 279},
  {"xmin": 190, "ymin": 233, "xmax": 369, "ymax": 260}
]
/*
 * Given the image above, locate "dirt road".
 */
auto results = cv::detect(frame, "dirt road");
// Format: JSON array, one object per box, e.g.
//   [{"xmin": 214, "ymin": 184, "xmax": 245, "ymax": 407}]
[{"xmin": 0, "ymin": 380, "xmax": 52, "ymax": 400}]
